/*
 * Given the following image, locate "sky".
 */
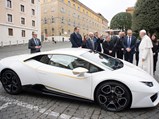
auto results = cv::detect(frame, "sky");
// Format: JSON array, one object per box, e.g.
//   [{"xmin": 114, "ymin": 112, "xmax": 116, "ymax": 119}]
[{"xmin": 79, "ymin": 0, "xmax": 137, "ymax": 23}]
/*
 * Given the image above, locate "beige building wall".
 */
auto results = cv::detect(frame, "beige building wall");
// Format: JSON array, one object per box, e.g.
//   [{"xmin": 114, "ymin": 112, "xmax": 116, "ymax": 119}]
[
  {"xmin": 0, "ymin": 0, "xmax": 41, "ymax": 46},
  {"xmin": 41, "ymin": 0, "xmax": 108, "ymax": 41}
]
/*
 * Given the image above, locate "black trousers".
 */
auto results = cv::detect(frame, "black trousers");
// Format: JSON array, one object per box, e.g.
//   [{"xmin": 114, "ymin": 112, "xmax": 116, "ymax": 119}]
[
  {"xmin": 30, "ymin": 49, "xmax": 40, "ymax": 54},
  {"xmin": 105, "ymin": 52, "xmax": 115, "ymax": 57},
  {"xmin": 116, "ymin": 49, "xmax": 123, "ymax": 59},
  {"xmin": 153, "ymin": 54, "xmax": 158, "ymax": 72},
  {"xmin": 111, "ymin": 52, "xmax": 115, "ymax": 57},
  {"xmin": 135, "ymin": 52, "xmax": 139, "ymax": 66},
  {"xmin": 124, "ymin": 52, "xmax": 134, "ymax": 63}
]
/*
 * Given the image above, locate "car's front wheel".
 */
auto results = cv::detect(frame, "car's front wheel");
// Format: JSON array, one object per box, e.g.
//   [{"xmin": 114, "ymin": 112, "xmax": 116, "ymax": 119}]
[
  {"xmin": 95, "ymin": 81, "xmax": 131, "ymax": 112},
  {"xmin": 1, "ymin": 70, "xmax": 22, "ymax": 95}
]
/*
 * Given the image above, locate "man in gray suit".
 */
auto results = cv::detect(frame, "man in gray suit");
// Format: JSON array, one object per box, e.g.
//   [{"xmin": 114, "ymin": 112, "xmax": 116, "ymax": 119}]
[
  {"xmin": 28, "ymin": 32, "xmax": 41, "ymax": 53},
  {"xmin": 86, "ymin": 32, "xmax": 95, "ymax": 50}
]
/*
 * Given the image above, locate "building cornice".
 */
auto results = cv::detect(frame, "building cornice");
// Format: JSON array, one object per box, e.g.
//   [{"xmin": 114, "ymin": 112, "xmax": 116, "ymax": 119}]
[
  {"xmin": 74, "ymin": 0, "xmax": 108, "ymax": 22},
  {"xmin": 0, "ymin": 23, "xmax": 38, "ymax": 31}
]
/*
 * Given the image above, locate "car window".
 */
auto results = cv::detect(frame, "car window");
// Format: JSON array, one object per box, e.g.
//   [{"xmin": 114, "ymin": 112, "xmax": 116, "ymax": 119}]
[
  {"xmin": 49, "ymin": 54, "xmax": 102, "ymax": 73},
  {"xmin": 27, "ymin": 55, "xmax": 52, "ymax": 64},
  {"xmin": 39, "ymin": 55, "xmax": 52, "ymax": 64},
  {"xmin": 81, "ymin": 51, "xmax": 123, "ymax": 70},
  {"xmin": 49, "ymin": 55, "xmax": 77, "ymax": 69}
]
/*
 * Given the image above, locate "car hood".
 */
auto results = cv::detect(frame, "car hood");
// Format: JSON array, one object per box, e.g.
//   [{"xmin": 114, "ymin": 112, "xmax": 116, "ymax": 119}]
[{"xmin": 115, "ymin": 60, "xmax": 155, "ymax": 82}]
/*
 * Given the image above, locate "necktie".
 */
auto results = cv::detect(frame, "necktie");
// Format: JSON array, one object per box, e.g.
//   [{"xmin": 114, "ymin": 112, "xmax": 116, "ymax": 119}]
[
  {"xmin": 76, "ymin": 33, "xmax": 80, "ymax": 38},
  {"xmin": 35, "ymin": 39, "xmax": 38, "ymax": 46},
  {"xmin": 129, "ymin": 37, "xmax": 131, "ymax": 47},
  {"xmin": 127, "ymin": 37, "xmax": 130, "ymax": 47}
]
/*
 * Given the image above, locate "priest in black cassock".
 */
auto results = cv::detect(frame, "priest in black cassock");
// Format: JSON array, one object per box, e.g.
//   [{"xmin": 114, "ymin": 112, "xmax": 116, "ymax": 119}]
[{"xmin": 102, "ymin": 35, "xmax": 115, "ymax": 57}]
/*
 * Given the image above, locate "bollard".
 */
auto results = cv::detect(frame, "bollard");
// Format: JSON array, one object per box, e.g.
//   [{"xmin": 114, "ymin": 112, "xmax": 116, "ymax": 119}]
[
  {"xmin": 9, "ymin": 41, "xmax": 11, "ymax": 47},
  {"xmin": 1, "ymin": 41, "xmax": 3, "ymax": 47},
  {"xmin": 17, "ymin": 40, "xmax": 18, "ymax": 45}
]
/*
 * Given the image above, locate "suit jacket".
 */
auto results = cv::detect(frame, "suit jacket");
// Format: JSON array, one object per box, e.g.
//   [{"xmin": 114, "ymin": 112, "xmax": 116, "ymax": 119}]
[
  {"xmin": 28, "ymin": 38, "xmax": 41, "ymax": 53},
  {"xmin": 111, "ymin": 35, "xmax": 118, "ymax": 45},
  {"xmin": 82, "ymin": 41, "xmax": 87, "ymax": 48},
  {"xmin": 123, "ymin": 36, "xmax": 137, "ymax": 53},
  {"xmin": 115, "ymin": 37, "xmax": 124, "ymax": 50},
  {"xmin": 70, "ymin": 32, "xmax": 82, "ymax": 48},
  {"xmin": 94, "ymin": 37, "xmax": 103, "ymax": 52},
  {"xmin": 135, "ymin": 39, "xmax": 141, "ymax": 53},
  {"xmin": 86, "ymin": 38, "xmax": 95, "ymax": 50},
  {"xmin": 102, "ymin": 40, "xmax": 115, "ymax": 56},
  {"xmin": 152, "ymin": 41, "xmax": 159, "ymax": 54}
]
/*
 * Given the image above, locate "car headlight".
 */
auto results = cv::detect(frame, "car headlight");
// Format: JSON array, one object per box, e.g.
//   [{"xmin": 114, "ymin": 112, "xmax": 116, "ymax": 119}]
[{"xmin": 142, "ymin": 82, "xmax": 153, "ymax": 87}]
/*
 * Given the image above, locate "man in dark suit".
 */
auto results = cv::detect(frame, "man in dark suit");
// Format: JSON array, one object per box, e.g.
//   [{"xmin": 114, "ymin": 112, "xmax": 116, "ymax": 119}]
[
  {"xmin": 109, "ymin": 30, "xmax": 118, "ymax": 47},
  {"xmin": 102, "ymin": 35, "xmax": 115, "ymax": 57},
  {"xmin": 115, "ymin": 32, "xmax": 125, "ymax": 59},
  {"xmin": 28, "ymin": 32, "xmax": 41, "ymax": 53},
  {"xmin": 94, "ymin": 32, "xmax": 103, "ymax": 52},
  {"xmin": 123, "ymin": 29, "xmax": 137, "ymax": 63},
  {"xmin": 70, "ymin": 27, "xmax": 82, "ymax": 48},
  {"xmin": 86, "ymin": 32, "xmax": 95, "ymax": 50}
]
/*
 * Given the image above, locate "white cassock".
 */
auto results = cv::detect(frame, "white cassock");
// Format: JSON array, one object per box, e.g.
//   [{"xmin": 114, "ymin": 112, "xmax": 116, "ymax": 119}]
[{"xmin": 138, "ymin": 35, "xmax": 153, "ymax": 76}]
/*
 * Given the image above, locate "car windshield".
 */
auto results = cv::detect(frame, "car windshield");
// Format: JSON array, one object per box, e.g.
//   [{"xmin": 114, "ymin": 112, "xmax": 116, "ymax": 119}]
[{"xmin": 81, "ymin": 51, "xmax": 124, "ymax": 70}]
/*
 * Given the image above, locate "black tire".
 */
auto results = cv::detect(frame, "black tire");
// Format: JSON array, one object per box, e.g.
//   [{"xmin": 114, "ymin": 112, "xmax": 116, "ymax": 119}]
[
  {"xmin": 1, "ymin": 70, "xmax": 22, "ymax": 95},
  {"xmin": 95, "ymin": 81, "xmax": 131, "ymax": 112}
]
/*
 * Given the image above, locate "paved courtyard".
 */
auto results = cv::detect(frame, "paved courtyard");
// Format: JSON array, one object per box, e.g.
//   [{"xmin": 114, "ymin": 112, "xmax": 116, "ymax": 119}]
[{"xmin": 0, "ymin": 42, "xmax": 159, "ymax": 119}]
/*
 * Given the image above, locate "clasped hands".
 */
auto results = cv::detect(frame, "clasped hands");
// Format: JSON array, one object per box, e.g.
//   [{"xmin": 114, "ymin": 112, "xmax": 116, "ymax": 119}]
[
  {"xmin": 35, "ymin": 46, "xmax": 41, "ymax": 49},
  {"xmin": 126, "ymin": 48, "xmax": 131, "ymax": 52}
]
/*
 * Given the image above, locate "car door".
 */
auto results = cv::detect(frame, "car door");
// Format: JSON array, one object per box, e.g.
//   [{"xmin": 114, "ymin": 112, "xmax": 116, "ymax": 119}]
[{"xmin": 37, "ymin": 54, "xmax": 94, "ymax": 99}]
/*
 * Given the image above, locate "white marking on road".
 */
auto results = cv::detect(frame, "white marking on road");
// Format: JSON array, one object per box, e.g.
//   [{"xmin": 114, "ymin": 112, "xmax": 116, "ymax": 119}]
[
  {"xmin": 59, "ymin": 114, "xmax": 72, "ymax": 119},
  {"xmin": 0, "ymin": 102, "xmax": 11, "ymax": 110},
  {"xmin": 71, "ymin": 117, "xmax": 82, "ymax": 119},
  {"xmin": 0, "ymin": 95, "xmax": 81, "ymax": 119},
  {"xmin": 44, "ymin": 110, "xmax": 60, "ymax": 117}
]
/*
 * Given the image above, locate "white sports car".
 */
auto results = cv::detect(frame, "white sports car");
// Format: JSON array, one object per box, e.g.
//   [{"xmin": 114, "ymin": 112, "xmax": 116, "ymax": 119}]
[{"xmin": 0, "ymin": 48, "xmax": 159, "ymax": 112}]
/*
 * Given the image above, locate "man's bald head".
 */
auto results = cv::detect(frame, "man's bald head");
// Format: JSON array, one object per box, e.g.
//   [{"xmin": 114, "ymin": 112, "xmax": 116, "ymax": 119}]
[
  {"xmin": 89, "ymin": 32, "xmax": 94, "ymax": 38},
  {"xmin": 127, "ymin": 29, "xmax": 133, "ymax": 36},
  {"xmin": 119, "ymin": 32, "xmax": 124, "ymax": 37}
]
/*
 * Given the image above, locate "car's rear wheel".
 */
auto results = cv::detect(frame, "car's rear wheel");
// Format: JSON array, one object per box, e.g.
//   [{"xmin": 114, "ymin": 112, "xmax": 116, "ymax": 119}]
[
  {"xmin": 1, "ymin": 70, "xmax": 22, "ymax": 94},
  {"xmin": 95, "ymin": 81, "xmax": 131, "ymax": 112}
]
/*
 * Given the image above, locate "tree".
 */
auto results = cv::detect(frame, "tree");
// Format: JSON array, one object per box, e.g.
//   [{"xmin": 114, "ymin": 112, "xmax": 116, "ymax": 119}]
[
  {"xmin": 110, "ymin": 12, "xmax": 132, "ymax": 31},
  {"xmin": 132, "ymin": 0, "xmax": 159, "ymax": 35}
]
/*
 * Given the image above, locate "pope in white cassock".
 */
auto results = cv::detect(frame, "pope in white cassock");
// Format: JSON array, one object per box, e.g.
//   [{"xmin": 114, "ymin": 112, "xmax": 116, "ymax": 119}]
[{"xmin": 138, "ymin": 30, "xmax": 153, "ymax": 76}]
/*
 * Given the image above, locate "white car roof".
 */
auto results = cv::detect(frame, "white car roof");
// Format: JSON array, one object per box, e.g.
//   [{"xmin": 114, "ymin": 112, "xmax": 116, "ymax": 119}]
[
  {"xmin": 42, "ymin": 48, "xmax": 90, "ymax": 57},
  {"xmin": 1, "ymin": 48, "xmax": 91, "ymax": 62}
]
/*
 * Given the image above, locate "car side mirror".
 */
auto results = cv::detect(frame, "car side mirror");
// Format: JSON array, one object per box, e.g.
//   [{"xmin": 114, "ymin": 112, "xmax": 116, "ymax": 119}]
[{"xmin": 72, "ymin": 67, "xmax": 88, "ymax": 77}]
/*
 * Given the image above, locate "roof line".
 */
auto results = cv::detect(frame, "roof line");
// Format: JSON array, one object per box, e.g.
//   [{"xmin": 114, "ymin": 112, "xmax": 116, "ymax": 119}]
[{"xmin": 73, "ymin": 0, "xmax": 108, "ymax": 22}]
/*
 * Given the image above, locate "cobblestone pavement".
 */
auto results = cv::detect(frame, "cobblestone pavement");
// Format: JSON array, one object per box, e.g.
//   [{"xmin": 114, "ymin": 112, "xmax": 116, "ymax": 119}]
[{"xmin": 0, "ymin": 42, "xmax": 159, "ymax": 119}]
